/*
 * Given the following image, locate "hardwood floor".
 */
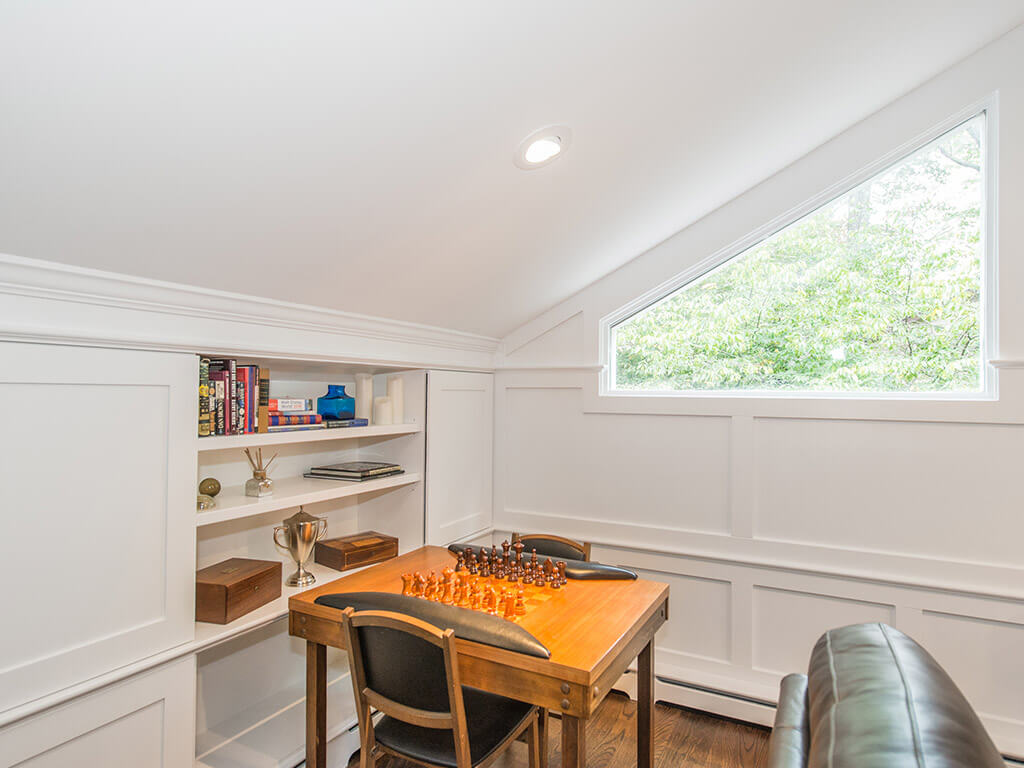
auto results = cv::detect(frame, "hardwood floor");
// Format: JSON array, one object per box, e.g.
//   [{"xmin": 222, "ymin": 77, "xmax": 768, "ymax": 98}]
[{"xmin": 351, "ymin": 692, "xmax": 771, "ymax": 768}]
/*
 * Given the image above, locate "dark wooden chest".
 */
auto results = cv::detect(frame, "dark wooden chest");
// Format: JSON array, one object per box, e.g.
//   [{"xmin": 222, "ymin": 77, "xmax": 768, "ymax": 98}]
[
  {"xmin": 195, "ymin": 557, "xmax": 282, "ymax": 624},
  {"xmin": 315, "ymin": 531, "xmax": 398, "ymax": 572}
]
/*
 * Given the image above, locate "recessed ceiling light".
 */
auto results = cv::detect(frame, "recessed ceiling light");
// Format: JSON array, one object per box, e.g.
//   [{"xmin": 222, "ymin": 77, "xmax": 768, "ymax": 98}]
[{"xmin": 514, "ymin": 125, "xmax": 572, "ymax": 170}]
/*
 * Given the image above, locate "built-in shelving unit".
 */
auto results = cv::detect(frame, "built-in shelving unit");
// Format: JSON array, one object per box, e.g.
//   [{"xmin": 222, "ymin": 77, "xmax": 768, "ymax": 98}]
[{"xmin": 192, "ymin": 357, "xmax": 429, "ymax": 768}]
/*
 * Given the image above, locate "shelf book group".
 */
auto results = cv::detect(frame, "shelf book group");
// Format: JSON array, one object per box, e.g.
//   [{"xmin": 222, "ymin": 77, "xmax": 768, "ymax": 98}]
[{"xmin": 197, "ymin": 357, "xmax": 365, "ymax": 437}]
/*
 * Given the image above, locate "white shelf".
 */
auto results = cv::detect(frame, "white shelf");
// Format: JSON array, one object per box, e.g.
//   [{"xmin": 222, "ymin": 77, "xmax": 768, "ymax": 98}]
[
  {"xmin": 192, "ymin": 560, "xmax": 370, "ymax": 653},
  {"xmin": 195, "ymin": 472, "xmax": 422, "ymax": 527},
  {"xmin": 195, "ymin": 423, "xmax": 422, "ymax": 451}
]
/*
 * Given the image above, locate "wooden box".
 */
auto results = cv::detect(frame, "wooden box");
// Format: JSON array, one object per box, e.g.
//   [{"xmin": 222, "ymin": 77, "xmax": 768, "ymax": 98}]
[
  {"xmin": 195, "ymin": 558, "xmax": 282, "ymax": 624},
  {"xmin": 315, "ymin": 531, "xmax": 398, "ymax": 572}
]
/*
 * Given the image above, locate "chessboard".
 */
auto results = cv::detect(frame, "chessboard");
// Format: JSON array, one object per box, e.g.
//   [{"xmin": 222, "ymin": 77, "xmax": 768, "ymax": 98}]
[{"xmin": 400, "ymin": 542, "xmax": 568, "ymax": 622}]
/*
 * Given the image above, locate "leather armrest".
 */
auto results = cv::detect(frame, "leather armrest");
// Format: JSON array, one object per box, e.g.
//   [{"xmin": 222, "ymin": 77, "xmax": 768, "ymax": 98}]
[{"xmin": 767, "ymin": 673, "xmax": 809, "ymax": 768}]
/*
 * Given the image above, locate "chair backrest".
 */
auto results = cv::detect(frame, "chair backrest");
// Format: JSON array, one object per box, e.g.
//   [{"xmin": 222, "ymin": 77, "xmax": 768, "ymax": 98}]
[
  {"xmin": 341, "ymin": 608, "xmax": 471, "ymax": 766},
  {"xmin": 513, "ymin": 532, "xmax": 591, "ymax": 562}
]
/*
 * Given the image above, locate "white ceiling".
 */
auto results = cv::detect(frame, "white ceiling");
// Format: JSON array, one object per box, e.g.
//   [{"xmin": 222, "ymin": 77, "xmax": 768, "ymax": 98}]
[{"xmin": 2, "ymin": 2, "xmax": 1022, "ymax": 338}]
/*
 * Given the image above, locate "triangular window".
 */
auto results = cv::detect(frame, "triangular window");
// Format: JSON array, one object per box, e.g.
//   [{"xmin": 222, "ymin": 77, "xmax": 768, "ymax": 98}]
[{"xmin": 611, "ymin": 113, "xmax": 987, "ymax": 394}]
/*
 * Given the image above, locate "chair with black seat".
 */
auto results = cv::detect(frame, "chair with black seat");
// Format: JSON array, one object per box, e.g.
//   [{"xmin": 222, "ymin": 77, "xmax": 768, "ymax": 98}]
[
  {"xmin": 340, "ymin": 607, "xmax": 544, "ymax": 768},
  {"xmin": 512, "ymin": 532, "xmax": 591, "ymax": 562}
]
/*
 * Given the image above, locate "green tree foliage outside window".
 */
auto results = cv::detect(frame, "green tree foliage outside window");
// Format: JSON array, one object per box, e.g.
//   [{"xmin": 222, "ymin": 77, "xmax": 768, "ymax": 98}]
[{"xmin": 613, "ymin": 115, "xmax": 985, "ymax": 393}]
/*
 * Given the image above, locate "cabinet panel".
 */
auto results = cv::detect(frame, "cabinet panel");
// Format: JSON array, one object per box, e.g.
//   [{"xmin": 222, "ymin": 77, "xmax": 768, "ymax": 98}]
[
  {"xmin": 425, "ymin": 371, "xmax": 493, "ymax": 544},
  {"xmin": 0, "ymin": 343, "xmax": 196, "ymax": 714},
  {"xmin": 0, "ymin": 656, "xmax": 195, "ymax": 768}
]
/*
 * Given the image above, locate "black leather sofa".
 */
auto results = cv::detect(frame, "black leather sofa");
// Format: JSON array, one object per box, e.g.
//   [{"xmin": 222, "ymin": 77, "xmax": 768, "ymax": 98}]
[{"xmin": 767, "ymin": 623, "xmax": 1005, "ymax": 767}]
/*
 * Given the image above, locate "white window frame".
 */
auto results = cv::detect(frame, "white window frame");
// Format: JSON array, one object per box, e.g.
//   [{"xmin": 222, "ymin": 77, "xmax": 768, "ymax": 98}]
[{"xmin": 599, "ymin": 98, "xmax": 999, "ymax": 401}]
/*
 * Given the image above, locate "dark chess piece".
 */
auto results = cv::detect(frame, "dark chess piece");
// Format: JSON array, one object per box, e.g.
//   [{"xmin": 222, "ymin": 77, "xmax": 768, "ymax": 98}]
[
  {"xmin": 455, "ymin": 552, "xmax": 466, "ymax": 572},
  {"xmin": 480, "ymin": 549, "xmax": 491, "ymax": 578},
  {"xmin": 466, "ymin": 548, "xmax": 478, "ymax": 575},
  {"xmin": 543, "ymin": 558, "xmax": 554, "ymax": 582},
  {"xmin": 502, "ymin": 539, "xmax": 511, "ymax": 561},
  {"xmin": 513, "ymin": 540, "xmax": 525, "ymax": 572},
  {"xmin": 556, "ymin": 561, "xmax": 567, "ymax": 587}
]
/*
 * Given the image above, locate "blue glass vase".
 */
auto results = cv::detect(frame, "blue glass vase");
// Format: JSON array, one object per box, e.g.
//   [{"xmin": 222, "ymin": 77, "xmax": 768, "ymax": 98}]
[{"xmin": 317, "ymin": 384, "xmax": 355, "ymax": 421}]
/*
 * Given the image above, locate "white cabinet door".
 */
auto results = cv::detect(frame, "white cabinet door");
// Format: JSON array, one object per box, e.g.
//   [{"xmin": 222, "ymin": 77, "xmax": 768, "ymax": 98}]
[
  {"xmin": 0, "ymin": 656, "xmax": 195, "ymax": 768},
  {"xmin": 0, "ymin": 343, "xmax": 196, "ymax": 715},
  {"xmin": 425, "ymin": 371, "xmax": 493, "ymax": 545}
]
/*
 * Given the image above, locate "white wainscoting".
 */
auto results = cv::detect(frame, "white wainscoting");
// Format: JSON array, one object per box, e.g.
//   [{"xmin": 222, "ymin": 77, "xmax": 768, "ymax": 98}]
[
  {"xmin": 494, "ymin": 378, "xmax": 1024, "ymax": 758},
  {"xmin": 0, "ymin": 342, "xmax": 197, "ymax": 718}
]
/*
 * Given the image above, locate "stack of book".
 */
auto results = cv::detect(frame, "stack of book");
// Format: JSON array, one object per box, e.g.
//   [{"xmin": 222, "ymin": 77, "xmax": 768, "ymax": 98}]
[
  {"xmin": 304, "ymin": 461, "xmax": 404, "ymax": 482},
  {"xmin": 198, "ymin": 358, "xmax": 270, "ymax": 437}
]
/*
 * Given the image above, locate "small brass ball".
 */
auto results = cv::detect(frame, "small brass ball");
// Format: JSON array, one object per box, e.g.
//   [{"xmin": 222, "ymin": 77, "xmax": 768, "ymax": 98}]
[{"xmin": 198, "ymin": 477, "xmax": 221, "ymax": 497}]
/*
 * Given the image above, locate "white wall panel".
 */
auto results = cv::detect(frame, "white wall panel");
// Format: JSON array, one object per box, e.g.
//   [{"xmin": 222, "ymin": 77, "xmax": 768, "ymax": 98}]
[
  {"xmin": 0, "ymin": 656, "xmax": 195, "ymax": 768},
  {"xmin": 751, "ymin": 587, "xmax": 894, "ymax": 676},
  {"xmin": 635, "ymin": 568, "xmax": 732, "ymax": 663},
  {"xmin": 753, "ymin": 418, "xmax": 1024, "ymax": 566},
  {"xmin": 0, "ymin": 343, "xmax": 196, "ymax": 716},
  {"xmin": 504, "ymin": 388, "xmax": 731, "ymax": 534},
  {"xmin": 915, "ymin": 610, "xmax": 1024, "ymax": 723}
]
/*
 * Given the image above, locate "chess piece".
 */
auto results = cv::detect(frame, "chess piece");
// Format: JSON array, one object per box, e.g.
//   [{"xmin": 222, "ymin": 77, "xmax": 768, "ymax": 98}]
[
  {"xmin": 503, "ymin": 590, "xmax": 516, "ymax": 620},
  {"xmin": 556, "ymin": 561, "xmax": 567, "ymax": 587},
  {"xmin": 480, "ymin": 549, "xmax": 491, "ymax": 578},
  {"xmin": 502, "ymin": 539, "xmax": 511, "ymax": 563},
  {"xmin": 543, "ymin": 558, "xmax": 554, "ymax": 584},
  {"xmin": 456, "ymin": 551, "xmax": 466, "ymax": 572},
  {"xmin": 515, "ymin": 588, "xmax": 526, "ymax": 616},
  {"xmin": 485, "ymin": 587, "xmax": 498, "ymax": 615},
  {"xmin": 469, "ymin": 582, "xmax": 482, "ymax": 611},
  {"xmin": 468, "ymin": 551, "xmax": 479, "ymax": 575},
  {"xmin": 514, "ymin": 540, "xmax": 525, "ymax": 575},
  {"xmin": 441, "ymin": 568, "xmax": 455, "ymax": 604},
  {"xmin": 401, "ymin": 573, "xmax": 414, "ymax": 596},
  {"xmin": 426, "ymin": 571, "xmax": 438, "ymax": 601}
]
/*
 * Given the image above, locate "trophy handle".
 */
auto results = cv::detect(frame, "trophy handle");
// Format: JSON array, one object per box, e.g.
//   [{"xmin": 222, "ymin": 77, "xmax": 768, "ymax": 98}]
[
  {"xmin": 316, "ymin": 519, "xmax": 328, "ymax": 541},
  {"xmin": 273, "ymin": 525, "xmax": 289, "ymax": 551}
]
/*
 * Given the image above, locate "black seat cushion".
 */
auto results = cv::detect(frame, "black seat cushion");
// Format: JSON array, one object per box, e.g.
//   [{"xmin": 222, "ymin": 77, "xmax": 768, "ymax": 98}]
[
  {"xmin": 374, "ymin": 686, "xmax": 535, "ymax": 768},
  {"xmin": 314, "ymin": 591, "xmax": 550, "ymax": 658}
]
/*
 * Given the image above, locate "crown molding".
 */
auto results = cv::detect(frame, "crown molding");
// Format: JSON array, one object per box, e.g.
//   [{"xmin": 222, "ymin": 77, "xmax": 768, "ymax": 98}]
[{"xmin": 0, "ymin": 254, "xmax": 500, "ymax": 361}]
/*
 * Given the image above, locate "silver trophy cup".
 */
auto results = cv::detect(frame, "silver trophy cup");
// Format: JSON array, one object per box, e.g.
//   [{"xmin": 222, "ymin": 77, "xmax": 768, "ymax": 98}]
[{"xmin": 273, "ymin": 507, "xmax": 328, "ymax": 587}]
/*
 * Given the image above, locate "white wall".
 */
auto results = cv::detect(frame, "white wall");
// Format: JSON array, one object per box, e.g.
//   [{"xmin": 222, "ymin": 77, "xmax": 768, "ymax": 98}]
[{"xmin": 494, "ymin": 25, "xmax": 1024, "ymax": 757}]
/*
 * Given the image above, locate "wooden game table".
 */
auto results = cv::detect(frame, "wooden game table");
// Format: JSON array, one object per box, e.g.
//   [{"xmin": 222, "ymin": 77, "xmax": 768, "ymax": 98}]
[{"xmin": 289, "ymin": 545, "xmax": 669, "ymax": 768}]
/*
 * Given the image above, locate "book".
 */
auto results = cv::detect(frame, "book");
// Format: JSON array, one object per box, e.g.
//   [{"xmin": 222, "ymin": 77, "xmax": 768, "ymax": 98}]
[
  {"xmin": 269, "ymin": 414, "xmax": 322, "ymax": 426},
  {"xmin": 269, "ymin": 398, "xmax": 314, "ymax": 412},
  {"xmin": 267, "ymin": 423, "xmax": 326, "ymax": 433},
  {"xmin": 257, "ymin": 368, "xmax": 270, "ymax": 433},
  {"xmin": 211, "ymin": 374, "xmax": 227, "ymax": 435},
  {"xmin": 198, "ymin": 358, "xmax": 211, "ymax": 437},
  {"xmin": 324, "ymin": 418, "xmax": 369, "ymax": 428},
  {"xmin": 308, "ymin": 461, "xmax": 401, "ymax": 477},
  {"xmin": 304, "ymin": 470, "xmax": 404, "ymax": 482},
  {"xmin": 238, "ymin": 366, "xmax": 251, "ymax": 435}
]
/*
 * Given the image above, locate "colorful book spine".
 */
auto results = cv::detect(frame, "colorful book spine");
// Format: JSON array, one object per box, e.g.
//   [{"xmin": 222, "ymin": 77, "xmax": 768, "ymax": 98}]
[
  {"xmin": 247, "ymin": 366, "xmax": 257, "ymax": 433},
  {"xmin": 198, "ymin": 358, "xmax": 211, "ymax": 437},
  {"xmin": 211, "ymin": 374, "xmax": 227, "ymax": 435},
  {"xmin": 228, "ymin": 359, "xmax": 238, "ymax": 434},
  {"xmin": 257, "ymin": 368, "xmax": 270, "ymax": 433},
  {"xmin": 238, "ymin": 367, "xmax": 250, "ymax": 435},
  {"xmin": 268, "ymin": 414, "xmax": 322, "ymax": 426},
  {"xmin": 269, "ymin": 398, "xmax": 314, "ymax": 412}
]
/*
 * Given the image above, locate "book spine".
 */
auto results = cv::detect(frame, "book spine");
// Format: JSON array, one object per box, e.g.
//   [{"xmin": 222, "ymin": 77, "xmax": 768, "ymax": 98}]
[
  {"xmin": 268, "ymin": 414, "xmax": 322, "ymax": 426},
  {"xmin": 247, "ymin": 366, "xmax": 257, "ymax": 433},
  {"xmin": 269, "ymin": 398, "xmax": 313, "ymax": 412},
  {"xmin": 238, "ymin": 367, "xmax": 249, "ymax": 435},
  {"xmin": 228, "ymin": 359, "xmax": 238, "ymax": 435},
  {"xmin": 198, "ymin": 358, "xmax": 211, "ymax": 437},
  {"xmin": 213, "ymin": 377, "xmax": 226, "ymax": 435},
  {"xmin": 257, "ymin": 368, "xmax": 270, "ymax": 433}
]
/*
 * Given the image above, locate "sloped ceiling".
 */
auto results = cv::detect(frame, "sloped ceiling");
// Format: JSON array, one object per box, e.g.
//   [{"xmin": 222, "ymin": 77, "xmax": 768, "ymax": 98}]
[{"xmin": 2, "ymin": 2, "xmax": 1022, "ymax": 338}]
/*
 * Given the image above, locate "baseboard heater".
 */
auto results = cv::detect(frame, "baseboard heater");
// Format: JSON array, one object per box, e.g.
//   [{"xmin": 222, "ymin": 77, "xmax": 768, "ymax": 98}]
[{"xmin": 655, "ymin": 674, "xmax": 776, "ymax": 709}]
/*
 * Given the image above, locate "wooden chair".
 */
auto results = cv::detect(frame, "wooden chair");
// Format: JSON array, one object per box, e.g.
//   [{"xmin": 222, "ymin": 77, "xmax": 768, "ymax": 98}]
[
  {"xmin": 340, "ymin": 607, "xmax": 545, "ymax": 768},
  {"xmin": 512, "ymin": 532, "xmax": 591, "ymax": 562}
]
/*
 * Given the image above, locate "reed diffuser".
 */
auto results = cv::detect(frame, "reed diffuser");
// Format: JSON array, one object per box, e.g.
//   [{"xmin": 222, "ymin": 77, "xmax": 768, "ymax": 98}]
[{"xmin": 243, "ymin": 447, "xmax": 277, "ymax": 498}]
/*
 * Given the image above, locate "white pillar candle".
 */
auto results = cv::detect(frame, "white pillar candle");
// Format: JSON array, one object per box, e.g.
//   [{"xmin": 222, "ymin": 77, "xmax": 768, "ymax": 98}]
[
  {"xmin": 373, "ymin": 396, "xmax": 393, "ymax": 425},
  {"xmin": 355, "ymin": 373, "xmax": 374, "ymax": 422},
  {"xmin": 386, "ymin": 376, "xmax": 404, "ymax": 424}
]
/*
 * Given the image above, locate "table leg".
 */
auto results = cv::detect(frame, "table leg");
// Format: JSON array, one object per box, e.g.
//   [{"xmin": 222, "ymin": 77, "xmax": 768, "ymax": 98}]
[
  {"xmin": 637, "ymin": 639, "xmax": 654, "ymax": 768},
  {"xmin": 561, "ymin": 714, "xmax": 585, "ymax": 768},
  {"xmin": 538, "ymin": 708, "xmax": 549, "ymax": 768},
  {"xmin": 306, "ymin": 641, "xmax": 327, "ymax": 768}
]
